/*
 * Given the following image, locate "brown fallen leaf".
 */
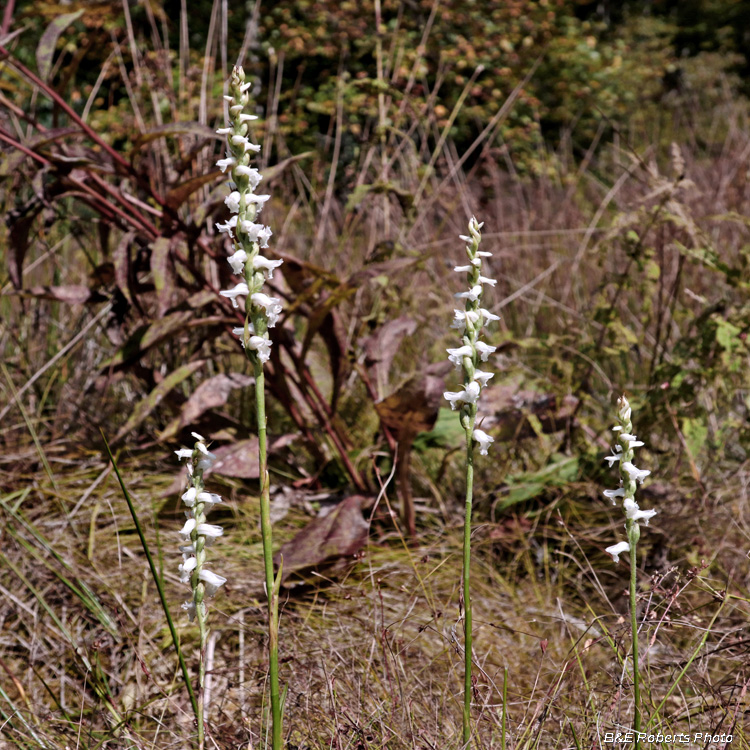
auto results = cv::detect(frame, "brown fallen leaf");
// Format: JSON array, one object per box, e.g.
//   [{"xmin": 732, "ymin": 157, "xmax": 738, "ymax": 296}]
[
  {"xmin": 158, "ymin": 372, "xmax": 254, "ymax": 441},
  {"xmin": 481, "ymin": 386, "xmax": 579, "ymax": 441},
  {"xmin": 208, "ymin": 439, "xmax": 260, "ymax": 479},
  {"xmin": 274, "ymin": 495, "xmax": 373, "ymax": 583},
  {"xmin": 375, "ymin": 373, "xmax": 444, "ymax": 437},
  {"xmin": 361, "ymin": 316, "xmax": 417, "ymax": 400},
  {"xmin": 375, "ymin": 373, "xmax": 445, "ymax": 537}
]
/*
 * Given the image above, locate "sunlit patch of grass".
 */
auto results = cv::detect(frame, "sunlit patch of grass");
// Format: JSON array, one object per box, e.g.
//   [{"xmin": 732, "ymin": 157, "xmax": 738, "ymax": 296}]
[{"xmin": 2, "ymin": 446, "xmax": 748, "ymax": 748}]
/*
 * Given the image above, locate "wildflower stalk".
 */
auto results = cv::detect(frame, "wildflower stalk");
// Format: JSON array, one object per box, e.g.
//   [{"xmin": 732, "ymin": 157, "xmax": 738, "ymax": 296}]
[
  {"xmin": 462, "ymin": 432, "xmax": 474, "ymax": 746},
  {"xmin": 444, "ymin": 217, "xmax": 498, "ymax": 746},
  {"xmin": 604, "ymin": 396, "xmax": 656, "ymax": 750},
  {"xmin": 217, "ymin": 66, "xmax": 283, "ymax": 749},
  {"xmin": 175, "ymin": 435, "xmax": 226, "ymax": 750},
  {"xmin": 101, "ymin": 433, "xmax": 200, "ymax": 733},
  {"xmin": 256, "ymin": 362, "xmax": 282, "ymax": 750},
  {"xmin": 629, "ymin": 520, "xmax": 641, "ymax": 740}
]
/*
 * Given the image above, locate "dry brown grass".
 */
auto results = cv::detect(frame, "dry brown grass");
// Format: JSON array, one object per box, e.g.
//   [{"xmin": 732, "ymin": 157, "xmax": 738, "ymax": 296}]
[
  {"xmin": 2, "ymin": 12, "xmax": 750, "ymax": 746},
  {"xmin": 0, "ymin": 437, "xmax": 748, "ymax": 748}
]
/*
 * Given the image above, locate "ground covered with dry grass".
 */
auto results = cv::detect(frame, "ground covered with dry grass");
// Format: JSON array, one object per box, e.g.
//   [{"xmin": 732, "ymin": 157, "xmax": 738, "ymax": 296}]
[
  {"xmin": 3, "ymin": 3, "xmax": 750, "ymax": 747},
  {"xmin": 0, "ymin": 425, "xmax": 748, "ymax": 748}
]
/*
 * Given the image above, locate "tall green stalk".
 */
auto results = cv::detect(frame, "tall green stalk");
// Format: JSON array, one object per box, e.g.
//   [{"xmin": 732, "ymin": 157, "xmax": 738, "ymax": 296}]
[
  {"xmin": 255, "ymin": 362, "xmax": 282, "ymax": 750},
  {"xmin": 443, "ymin": 217, "xmax": 498, "ymax": 747},
  {"xmin": 216, "ymin": 66, "xmax": 285, "ymax": 749},
  {"xmin": 604, "ymin": 395, "xmax": 656, "ymax": 749},
  {"xmin": 628, "ymin": 519, "xmax": 641, "ymax": 743},
  {"xmin": 462, "ymin": 429, "xmax": 475, "ymax": 747}
]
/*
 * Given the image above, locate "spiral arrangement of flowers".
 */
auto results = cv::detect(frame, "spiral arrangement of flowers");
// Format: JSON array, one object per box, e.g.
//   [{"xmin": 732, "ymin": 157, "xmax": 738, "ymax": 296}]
[
  {"xmin": 175, "ymin": 433, "xmax": 226, "ymax": 622},
  {"xmin": 604, "ymin": 395, "xmax": 656, "ymax": 564},
  {"xmin": 603, "ymin": 395, "xmax": 655, "ymax": 744},
  {"xmin": 444, "ymin": 216, "xmax": 499, "ymax": 745},
  {"xmin": 214, "ymin": 65, "xmax": 284, "ymax": 749},
  {"xmin": 216, "ymin": 65, "xmax": 283, "ymax": 363},
  {"xmin": 444, "ymin": 216, "xmax": 499, "ymax": 452}
]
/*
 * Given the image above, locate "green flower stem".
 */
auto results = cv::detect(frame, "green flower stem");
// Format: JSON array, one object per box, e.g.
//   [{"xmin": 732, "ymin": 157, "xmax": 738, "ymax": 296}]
[
  {"xmin": 628, "ymin": 518, "xmax": 641, "ymax": 747},
  {"xmin": 444, "ymin": 217, "xmax": 495, "ymax": 747},
  {"xmin": 192, "ymin": 471, "xmax": 207, "ymax": 750},
  {"xmin": 462, "ymin": 420, "xmax": 475, "ymax": 748},
  {"xmin": 254, "ymin": 360, "xmax": 282, "ymax": 750},
  {"xmin": 219, "ymin": 64, "xmax": 282, "ymax": 748},
  {"xmin": 606, "ymin": 396, "xmax": 655, "ymax": 749}
]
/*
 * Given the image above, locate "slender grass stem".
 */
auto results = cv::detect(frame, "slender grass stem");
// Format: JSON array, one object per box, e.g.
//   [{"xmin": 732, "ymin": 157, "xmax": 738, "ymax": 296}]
[
  {"xmin": 463, "ymin": 428, "xmax": 474, "ymax": 748},
  {"xmin": 501, "ymin": 666, "xmax": 508, "ymax": 750},
  {"xmin": 648, "ymin": 598, "xmax": 726, "ymax": 722},
  {"xmin": 628, "ymin": 519, "xmax": 641, "ymax": 749},
  {"xmin": 255, "ymin": 361, "xmax": 282, "ymax": 750}
]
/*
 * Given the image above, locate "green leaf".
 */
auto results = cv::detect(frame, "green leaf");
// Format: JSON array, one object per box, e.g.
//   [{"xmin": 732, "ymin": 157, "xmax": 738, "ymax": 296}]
[
  {"xmin": 112, "ymin": 359, "xmax": 205, "ymax": 443},
  {"xmin": 496, "ymin": 455, "xmax": 578, "ymax": 512},
  {"xmin": 413, "ymin": 407, "xmax": 466, "ymax": 452},
  {"xmin": 681, "ymin": 417, "xmax": 707, "ymax": 463},
  {"xmin": 36, "ymin": 10, "xmax": 84, "ymax": 81},
  {"xmin": 715, "ymin": 317, "xmax": 740, "ymax": 350}
]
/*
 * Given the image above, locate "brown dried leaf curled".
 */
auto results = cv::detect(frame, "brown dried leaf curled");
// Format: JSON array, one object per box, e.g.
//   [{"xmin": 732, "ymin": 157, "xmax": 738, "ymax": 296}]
[
  {"xmin": 274, "ymin": 495, "xmax": 371, "ymax": 582},
  {"xmin": 158, "ymin": 373, "xmax": 254, "ymax": 441},
  {"xmin": 207, "ymin": 439, "xmax": 261, "ymax": 479},
  {"xmin": 375, "ymin": 374, "xmax": 445, "ymax": 440}
]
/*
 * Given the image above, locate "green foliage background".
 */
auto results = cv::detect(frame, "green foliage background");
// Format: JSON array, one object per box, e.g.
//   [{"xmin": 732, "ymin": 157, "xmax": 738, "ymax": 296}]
[{"xmin": 14, "ymin": 0, "xmax": 750, "ymax": 173}]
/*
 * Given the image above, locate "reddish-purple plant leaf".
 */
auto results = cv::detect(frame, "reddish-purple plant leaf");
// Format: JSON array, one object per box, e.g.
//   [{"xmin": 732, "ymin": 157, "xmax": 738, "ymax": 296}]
[
  {"xmin": 207, "ymin": 439, "xmax": 261, "ymax": 479},
  {"xmin": 166, "ymin": 173, "xmax": 220, "ymax": 211},
  {"xmin": 133, "ymin": 122, "xmax": 217, "ymax": 149},
  {"xmin": 112, "ymin": 231, "xmax": 135, "ymax": 306},
  {"xmin": 149, "ymin": 236, "xmax": 174, "ymax": 317},
  {"xmin": 6, "ymin": 202, "xmax": 37, "ymax": 289},
  {"xmin": 24, "ymin": 285, "xmax": 107, "ymax": 305}
]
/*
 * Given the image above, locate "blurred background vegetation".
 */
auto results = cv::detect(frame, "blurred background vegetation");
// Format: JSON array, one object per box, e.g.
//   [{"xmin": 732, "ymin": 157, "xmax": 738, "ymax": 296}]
[{"xmin": 1, "ymin": 0, "xmax": 749, "ymax": 747}]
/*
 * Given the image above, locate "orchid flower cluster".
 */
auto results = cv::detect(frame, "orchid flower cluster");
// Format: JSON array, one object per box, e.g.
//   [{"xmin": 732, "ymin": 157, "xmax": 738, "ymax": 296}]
[
  {"xmin": 175, "ymin": 433, "xmax": 226, "ymax": 622},
  {"xmin": 604, "ymin": 396, "xmax": 656, "ymax": 563},
  {"xmin": 217, "ymin": 66, "xmax": 282, "ymax": 364},
  {"xmin": 444, "ymin": 217, "xmax": 499, "ymax": 454}
]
